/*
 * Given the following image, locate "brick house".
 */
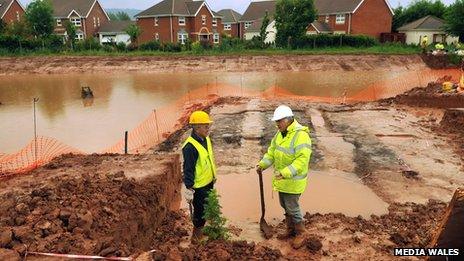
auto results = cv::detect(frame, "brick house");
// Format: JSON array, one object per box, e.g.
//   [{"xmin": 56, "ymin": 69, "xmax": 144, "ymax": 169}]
[
  {"xmin": 50, "ymin": 0, "xmax": 110, "ymax": 40},
  {"xmin": 239, "ymin": 0, "xmax": 275, "ymax": 40},
  {"xmin": 241, "ymin": 0, "xmax": 394, "ymax": 41},
  {"xmin": 217, "ymin": 9, "xmax": 241, "ymax": 38},
  {"xmin": 0, "ymin": 0, "xmax": 25, "ymax": 26},
  {"xmin": 308, "ymin": 0, "xmax": 394, "ymax": 39},
  {"xmin": 135, "ymin": 0, "xmax": 223, "ymax": 45}
]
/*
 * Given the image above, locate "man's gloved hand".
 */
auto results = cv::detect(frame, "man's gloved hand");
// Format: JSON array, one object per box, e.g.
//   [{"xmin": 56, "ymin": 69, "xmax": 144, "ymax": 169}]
[
  {"xmin": 256, "ymin": 164, "xmax": 263, "ymax": 175},
  {"xmin": 184, "ymin": 188, "xmax": 194, "ymax": 202}
]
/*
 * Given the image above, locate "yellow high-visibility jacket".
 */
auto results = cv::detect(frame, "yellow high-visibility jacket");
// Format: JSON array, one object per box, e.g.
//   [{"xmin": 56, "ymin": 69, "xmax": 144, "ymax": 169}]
[
  {"xmin": 258, "ymin": 120, "xmax": 312, "ymax": 194},
  {"xmin": 183, "ymin": 136, "xmax": 216, "ymax": 189}
]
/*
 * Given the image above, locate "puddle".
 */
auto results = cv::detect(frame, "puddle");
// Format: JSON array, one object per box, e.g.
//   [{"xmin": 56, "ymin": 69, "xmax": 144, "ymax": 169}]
[{"xmin": 181, "ymin": 169, "xmax": 388, "ymax": 241}]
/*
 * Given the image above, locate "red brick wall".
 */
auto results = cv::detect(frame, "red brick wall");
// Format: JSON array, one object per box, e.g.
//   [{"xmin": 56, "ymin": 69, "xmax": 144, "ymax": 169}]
[
  {"xmin": 223, "ymin": 23, "xmax": 239, "ymax": 38},
  {"xmin": 53, "ymin": 18, "xmax": 68, "ymax": 35},
  {"xmin": 85, "ymin": 1, "xmax": 109, "ymax": 38},
  {"xmin": 2, "ymin": 0, "xmax": 24, "ymax": 25},
  {"xmin": 137, "ymin": 17, "xmax": 173, "ymax": 44},
  {"xmin": 316, "ymin": 14, "xmax": 349, "ymax": 33},
  {"xmin": 351, "ymin": 0, "xmax": 392, "ymax": 39}
]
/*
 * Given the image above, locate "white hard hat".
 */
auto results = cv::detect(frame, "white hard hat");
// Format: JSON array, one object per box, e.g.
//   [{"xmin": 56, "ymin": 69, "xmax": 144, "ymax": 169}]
[{"xmin": 271, "ymin": 105, "xmax": 294, "ymax": 121}]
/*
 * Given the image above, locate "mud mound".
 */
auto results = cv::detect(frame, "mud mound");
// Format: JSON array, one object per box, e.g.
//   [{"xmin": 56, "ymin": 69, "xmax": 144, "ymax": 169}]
[
  {"xmin": 439, "ymin": 109, "xmax": 464, "ymax": 163},
  {"xmin": 381, "ymin": 81, "xmax": 464, "ymax": 108},
  {"xmin": 420, "ymin": 53, "xmax": 462, "ymax": 69},
  {"xmin": 0, "ymin": 154, "xmax": 181, "ymax": 258},
  {"xmin": 304, "ymin": 200, "xmax": 446, "ymax": 250}
]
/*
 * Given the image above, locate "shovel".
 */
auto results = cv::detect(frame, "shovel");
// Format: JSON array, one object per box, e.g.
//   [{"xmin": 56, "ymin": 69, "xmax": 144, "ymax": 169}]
[{"xmin": 258, "ymin": 171, "xmax": 273, "ymax": 239}]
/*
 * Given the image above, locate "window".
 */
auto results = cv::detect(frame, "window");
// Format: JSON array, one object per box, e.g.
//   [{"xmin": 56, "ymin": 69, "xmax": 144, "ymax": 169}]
[
  {"xmin": 71, "ymin": 17, "xmax": 81, "ymax": 27},
  {"xmin": 56, "ymin": 19, "xmax": 62, "ymax": 26},
  {"xmin": 245, "ymin": 22, "xmax": 252, "ymax": 29},
  {"xmin": 76, "ymin": 33, "xmax": 84, "ymax": 40},
  {"xmin": 154, "ymin": 17, "xmax": 159, "ymax": 26},
  {"xmin": 224, "ymin": 23, "xmax": 231, "ymax": 30},
  {"xmin": 213, "ymin": 33, "xmax": 219, "ymax": 44},
  {"xmin": 178, "ymin": 33, "xmax": 188, "ymax": 45},
  {"xmin": 97, "ymin": 17, "xmax": 100, "ymax": 27},
  {"xmin": 212, "ymin": 18, "xmax": 217, "ymax": 27},
  {"xmin": 93, "ymin": 17, "xmax": 96, "ymax": 27},
  {"xmin": 16, "ymin": 11, "xmax": 20, "ymax": 21},
  {"xmin": 179, "ymin": 16, "xmax": 185, "ymax": 26},
  {"xmin": 325, "ymin": 15, "xmax": 329, "ymax": 23},
  {"xmin": 336, "ymin": 14, "xmax": 345, "ymax": 24},
  {"xmin": 155, "ymin": 33, "xmax": 159, "ymax": 41},
  {"xmin": 202, "ymin": 15, "xmax": 206, "ymax": 25}
]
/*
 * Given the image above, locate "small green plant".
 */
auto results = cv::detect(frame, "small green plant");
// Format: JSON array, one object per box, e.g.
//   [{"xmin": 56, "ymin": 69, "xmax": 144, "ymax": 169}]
[{"xmin": 202, "ymin": 189, "xmax": 229, "ymax": 241}]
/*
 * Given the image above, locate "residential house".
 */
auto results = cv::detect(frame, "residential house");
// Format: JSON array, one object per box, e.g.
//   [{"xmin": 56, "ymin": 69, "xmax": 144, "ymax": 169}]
[
  {"xmin": 241, "ymin": 0, "xmax": 394, "ymax": 40},
  {"xmin": 307, "ymin": 0, "xmax": 393, "ymax": 39},
  {"xmin": 98, "ymin": 20, "xmax": 134, "ymax": 45},
  {"xmin": 0, "ymin": 0, "xmax": 25, "ymax": 26},
  {"xmin": 135, "ymin": 0, "xmax": 223, "ymax": 45},
  {"xmin": 239, "ymin": 0, "xmax": 275, "ymax": 40},
  {"xmin": 244, "ymin": 18, "xmax": 276, "ymax": 43},
  {"xmin": 50, "ymin": 0, "xmax": 110, "ymax": 40},
  {"xmin": 217, "ymin": 9, "xmax": 241, "ymax": 38},
  {"xmin": 398, "ymin": 15, "xmax": 459, "ymax": 45}
]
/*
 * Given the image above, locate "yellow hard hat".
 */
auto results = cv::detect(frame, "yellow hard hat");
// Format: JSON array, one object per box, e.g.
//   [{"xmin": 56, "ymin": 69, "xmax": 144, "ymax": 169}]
[{"xmin": 189, "ymin": 111, "xmax": 213, "ymax": 124}]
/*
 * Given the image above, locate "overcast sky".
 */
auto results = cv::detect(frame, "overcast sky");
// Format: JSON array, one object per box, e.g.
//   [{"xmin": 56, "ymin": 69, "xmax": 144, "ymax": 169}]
[{"xmin": 20, "ymin": 0, "xmax": 457, "ymax": 14}]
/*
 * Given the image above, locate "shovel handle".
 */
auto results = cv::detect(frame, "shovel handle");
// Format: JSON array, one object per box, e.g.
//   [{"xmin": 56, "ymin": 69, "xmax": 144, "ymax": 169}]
[{"xmin": 258, "ymin": 171, "xmax": 266, "ymax": 220}]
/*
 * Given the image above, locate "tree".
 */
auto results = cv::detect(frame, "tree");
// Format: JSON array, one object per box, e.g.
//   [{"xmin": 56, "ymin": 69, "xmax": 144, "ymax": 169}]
[
  {"xmin": 0, "ymin": 20, "xmax": 6, "ymax": 34},
  {"xmin": 5, "ymin": 20, "xmax": 30, "ymax": 38},
  {"xmin": 125, "ymin": 24, "xmax": 141, "ymax": 46},
  {"xmin": 444, "ymin": 0, "xmax": 464, "ymax": 42},
  {"xmin": 202, "ymin": 189, "xmax": 229, "ymax": 241},
  {"xmin": 275, "ymin": 0, "xmax": 316, "ymax": 48},
  {"xmin": 392, "ymin": 0, "xmax": 447, "ymax": 31},
  {"xmin": 109, "ymin": 11, "xmax": 131, "ymax": 21},
  {"xmin": 25, "ymin": 0, "xmax": 54, "ymax": 38},
  {"xmin": 64, "ymin": 21, "xmax": 77, "ymax": 50},
  {"xmin": 259, "ymin": 11, "xmax": 270, "ymax": 47}
]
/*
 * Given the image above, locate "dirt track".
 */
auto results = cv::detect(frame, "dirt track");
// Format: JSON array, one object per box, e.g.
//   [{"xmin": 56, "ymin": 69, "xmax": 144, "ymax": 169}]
[{"xmin": 0, "ymin": 54, "xmax": 426, "ymax": 75}]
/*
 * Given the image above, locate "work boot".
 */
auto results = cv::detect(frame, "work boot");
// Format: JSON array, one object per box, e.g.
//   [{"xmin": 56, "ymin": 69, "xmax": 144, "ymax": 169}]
[
  {"xmin": 277, "ymin": 215, "xmax": 295, "ymax": 239},
  {"xmin": 191, "ymin": 227, "xmax": 203, "ymax": 244},
  {"xmin": 292, "ymin": 222, "xmax": 307, "ymax": 249}
]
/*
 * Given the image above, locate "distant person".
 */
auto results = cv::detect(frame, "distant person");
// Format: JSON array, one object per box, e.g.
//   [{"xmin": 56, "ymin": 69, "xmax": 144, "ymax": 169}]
[
  {"xmin": 421, "ymin": 36, "xmax": 428, "ymax": 53},
  {"xmin": 256, "ymin": 105, "xmax": 312, "ymax": 249},
  {"xmin": 182, "ymin": 111, "xmax": 216, "ymax": 243}
]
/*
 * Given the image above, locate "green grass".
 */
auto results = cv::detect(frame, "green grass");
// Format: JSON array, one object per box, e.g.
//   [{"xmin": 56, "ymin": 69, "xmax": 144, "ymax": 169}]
[{"xmin": 0, "ymin": 44, "xmax": 421, "ymax": 57}]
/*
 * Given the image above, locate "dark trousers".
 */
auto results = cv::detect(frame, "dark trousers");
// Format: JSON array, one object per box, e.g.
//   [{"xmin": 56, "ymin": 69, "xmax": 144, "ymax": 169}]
[{"xmin": 192, "ymin": 181, "xmax": 214, "ymax": 228}]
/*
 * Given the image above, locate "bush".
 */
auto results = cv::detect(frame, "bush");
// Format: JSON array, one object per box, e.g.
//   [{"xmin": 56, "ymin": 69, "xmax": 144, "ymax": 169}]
[
  {"xmin": 162, "ymin": 42, "xmax": 182, "ymax": 52},
  {"xmin": 139, "ymin": 40, "xmax": 161, "ymax": 51},
  {"xmin": 293, "ymin": 34, "xmax": 378, "ymax": 49},
  {"xmin": 202, "ymin": 189, "xmax": 229, "ymax": 241},
  {"xmin": 44, "ymin": 35, "xmax": 64, "ymax": 52},
  {"xmin": 102, "ymin": 44, "xmax": 114, "ymax": 52},
  {"xmin": 115, "ymin": 42, "xmax": 127, "ymax": 52},
  {"xmin": 75, "ymin": 37, "xmax": 101, "ymax": 51},
  {"xmin": 200, "ymin": 40, "xmax": 212, "ymax": 50}
]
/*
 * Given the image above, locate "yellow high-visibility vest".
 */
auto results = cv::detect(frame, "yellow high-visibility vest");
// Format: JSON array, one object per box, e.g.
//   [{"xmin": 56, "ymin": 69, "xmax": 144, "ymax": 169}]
[{"xmin": 183, "ymin": 136, "xmax": 216, "ymax": 189}]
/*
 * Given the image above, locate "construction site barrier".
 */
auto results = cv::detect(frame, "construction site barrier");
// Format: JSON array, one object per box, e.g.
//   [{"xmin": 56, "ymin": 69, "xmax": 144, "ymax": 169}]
[{"xmin": 1, "ymin": 68, "xmax": 461, "ymax": 178}]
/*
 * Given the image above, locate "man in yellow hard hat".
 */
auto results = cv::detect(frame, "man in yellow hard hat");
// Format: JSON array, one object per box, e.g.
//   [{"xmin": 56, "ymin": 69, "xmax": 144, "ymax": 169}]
[
  {"xmin": 256, "ymin": 105, "xmax": 312, "ymax": 249},
  {"xmin": 182, "ymin": 110, "xmax": 216, "ymax": 243}
]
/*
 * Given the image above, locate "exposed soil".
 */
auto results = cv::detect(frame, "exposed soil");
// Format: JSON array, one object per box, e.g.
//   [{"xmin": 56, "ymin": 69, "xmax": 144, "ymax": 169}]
[
  {"xmin": 420, "ymin": 53, "xmax": 463, "ymax": 69},
  {"xmin": 0, "ymin": 154, "xmax": 181, "ymax": 259},
  {"xmin": 0, "ymin": 55, "xmax": 426, "ymax": 75},
  {"xmin": 381, "ymin": 81, "xmax": 464, "ymax": 109}
]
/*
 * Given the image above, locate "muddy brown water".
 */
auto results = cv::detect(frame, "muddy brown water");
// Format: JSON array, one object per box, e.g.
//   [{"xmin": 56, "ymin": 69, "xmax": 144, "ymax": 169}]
[
  {"xmin": 0, "ymin": 71, "xmax": 401, "ymax": 153},
  {"xmin": 181, "ymin": 169, "xmax": 388, "ymax": 241}
]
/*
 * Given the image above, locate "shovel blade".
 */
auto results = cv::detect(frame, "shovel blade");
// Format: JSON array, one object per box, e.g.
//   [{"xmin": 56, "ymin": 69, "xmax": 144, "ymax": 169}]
[{"xmin": 260, "ymin": 218, "xmax": 273, "ymax": 239}]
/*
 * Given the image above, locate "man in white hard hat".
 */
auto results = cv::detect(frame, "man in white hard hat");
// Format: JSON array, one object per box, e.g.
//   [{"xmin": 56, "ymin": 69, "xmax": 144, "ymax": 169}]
[{"xmin": 256, "ymin": 105, "xmax": 312, "ymax": 249}]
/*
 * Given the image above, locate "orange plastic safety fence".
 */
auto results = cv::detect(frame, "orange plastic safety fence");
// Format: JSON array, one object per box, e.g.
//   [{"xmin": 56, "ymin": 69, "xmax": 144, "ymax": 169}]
[
  {"xmin": 0, "ymin": 136, "xmax": 82, "ymax": 178},
  {"xmin": 1, "ymin": 69, "xmax": 459, "ymax": 176}
]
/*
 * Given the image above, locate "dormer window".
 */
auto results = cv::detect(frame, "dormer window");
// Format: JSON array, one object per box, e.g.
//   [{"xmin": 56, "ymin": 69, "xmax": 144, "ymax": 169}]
[
  {"xmin": 179, "ymin": 16, "xmax": 185, "ymax": 26},
  {"xmin": 71, "ymin": 17, "xmax": 81, "ymax": 27}
]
